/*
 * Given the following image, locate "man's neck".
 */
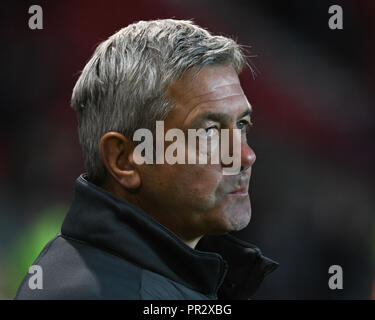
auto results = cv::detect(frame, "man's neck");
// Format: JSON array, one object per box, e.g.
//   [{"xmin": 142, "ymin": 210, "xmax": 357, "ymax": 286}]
[{"xmin": 183, "ymin": 236, "xmax": 203, "ymax": 249}]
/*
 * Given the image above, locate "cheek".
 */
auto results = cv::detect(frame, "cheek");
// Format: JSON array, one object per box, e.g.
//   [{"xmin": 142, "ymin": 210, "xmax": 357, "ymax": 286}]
[
  {"xmin": 188, "ymin": 163, "xmax": 217, "ymax": 181},
  {"xmin": 176, "ymin": 164, "xmax": 223, "ymax": 201},
  {"xmin": 160, "ymin": 164, "xmax": 224, "ymax": 207}
]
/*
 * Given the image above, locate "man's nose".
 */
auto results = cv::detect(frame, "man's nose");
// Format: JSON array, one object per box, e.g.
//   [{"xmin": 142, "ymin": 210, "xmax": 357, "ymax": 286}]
[{"xmin": 241, "ymin": 141, "xmax": 256, "ymax": 171}]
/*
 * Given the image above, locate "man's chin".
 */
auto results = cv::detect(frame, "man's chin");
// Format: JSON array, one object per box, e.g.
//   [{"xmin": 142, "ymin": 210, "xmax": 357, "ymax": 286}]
[
  {"xmin": 229, "ymin": 208, "xmax": 251, "ymax": 231},
  {"xmin": 208, "ymin": 205, "xmax": 251, "ymax": 234},
  {"xmin": 225, "ymin": 194, "xmax": 252, "ymax": 230}
]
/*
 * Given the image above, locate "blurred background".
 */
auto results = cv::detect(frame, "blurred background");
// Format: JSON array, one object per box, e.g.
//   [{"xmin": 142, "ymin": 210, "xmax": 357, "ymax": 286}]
[{"xmin": 0, "ymin": 0, "xmax": 374, "ymax": 299}]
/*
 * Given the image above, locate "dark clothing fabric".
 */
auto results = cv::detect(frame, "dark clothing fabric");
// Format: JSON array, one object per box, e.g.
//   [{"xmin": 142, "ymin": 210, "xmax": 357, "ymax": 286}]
[{"xmin": 15, "ymin": 174, "xmax": 278, "ymax": 300}]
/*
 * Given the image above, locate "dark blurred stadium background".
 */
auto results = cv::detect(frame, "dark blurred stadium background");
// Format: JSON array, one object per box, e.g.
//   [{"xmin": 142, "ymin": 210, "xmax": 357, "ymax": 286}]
[{"xmin": 0, "ymin": 0, "xmax": 374, "ymax": 299}]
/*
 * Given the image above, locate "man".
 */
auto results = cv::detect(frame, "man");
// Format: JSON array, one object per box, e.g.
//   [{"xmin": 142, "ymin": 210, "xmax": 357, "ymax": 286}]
[{"xmin": 15, "ymin": 19, "xmax": 278, "ymax": 300}]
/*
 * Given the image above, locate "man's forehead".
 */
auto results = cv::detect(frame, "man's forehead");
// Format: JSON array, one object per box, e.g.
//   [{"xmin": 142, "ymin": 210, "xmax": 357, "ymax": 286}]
[
  {"xmin": 164, "ymin": 65, "xmax": 252, "ymax": 128},
  {"xmin": 167, "ymin": 65, "xmax": 245, "ymax": 106}
]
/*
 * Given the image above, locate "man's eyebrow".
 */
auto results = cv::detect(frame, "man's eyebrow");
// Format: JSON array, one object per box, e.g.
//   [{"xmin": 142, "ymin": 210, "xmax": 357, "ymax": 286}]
[
  {"xmin": 188, "ymin": 108, "xmax": 252, "ymax": 128},
  {"xmin": 238, "ymin": 108, "xmax": 252, "ymax": 119}
]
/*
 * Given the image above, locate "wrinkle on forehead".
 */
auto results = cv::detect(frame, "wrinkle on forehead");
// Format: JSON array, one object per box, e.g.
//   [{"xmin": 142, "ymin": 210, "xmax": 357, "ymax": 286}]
[
  {"xmin": 188, "ymin": 84, "xmax": 245, "ymax": 107},
  {"xmin": 185, "ymin": 94, "xmax": 252, "ymax": 128},
  {"xmin": 166, "ymin": 65, "xmax": 243, "ymax": 107}
]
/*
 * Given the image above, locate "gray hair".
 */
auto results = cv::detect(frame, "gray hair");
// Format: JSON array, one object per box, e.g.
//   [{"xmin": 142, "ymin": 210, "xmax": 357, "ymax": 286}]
[{"xmin": 71, "ymin": 19, "xmax": 249, "ymax": 184}]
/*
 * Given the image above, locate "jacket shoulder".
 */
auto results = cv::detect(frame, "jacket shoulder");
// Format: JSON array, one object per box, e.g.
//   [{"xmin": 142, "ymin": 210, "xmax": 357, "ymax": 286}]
[{"xmin": 15, "ymin": 235, "xmax": 143, "ymax": 299}]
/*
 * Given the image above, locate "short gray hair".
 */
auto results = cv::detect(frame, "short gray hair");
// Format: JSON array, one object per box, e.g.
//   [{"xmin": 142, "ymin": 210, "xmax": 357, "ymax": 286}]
[{"xmin": 71, "ymin": 19, "xmax": 249, "ymax": 184}]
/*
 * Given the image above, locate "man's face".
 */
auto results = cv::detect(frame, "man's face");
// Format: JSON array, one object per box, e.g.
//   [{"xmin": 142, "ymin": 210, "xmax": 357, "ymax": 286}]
[{"xmin": 135, "ymin": 65, "xmax": 256, "ymax": 241}]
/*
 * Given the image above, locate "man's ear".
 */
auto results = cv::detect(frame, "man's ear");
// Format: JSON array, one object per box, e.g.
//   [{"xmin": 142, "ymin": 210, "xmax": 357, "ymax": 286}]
[{"xmin": 99, "ymin": 132, "xmax": 141, "ymax": 190}]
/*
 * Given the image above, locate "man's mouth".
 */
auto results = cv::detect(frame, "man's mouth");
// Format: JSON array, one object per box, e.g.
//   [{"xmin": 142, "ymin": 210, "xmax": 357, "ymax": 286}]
[{"xmin": 229, "ymin": 186, "xmax": 248, "ymax": 195}]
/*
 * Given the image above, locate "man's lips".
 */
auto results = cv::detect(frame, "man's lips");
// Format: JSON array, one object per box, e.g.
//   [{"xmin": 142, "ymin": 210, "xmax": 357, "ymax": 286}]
[
  {"xmin": 229, "ymin": 186, "xmax": 248, "ymax": 195},
  {"xmin": 226, "ymin": 171, "xmax": 251, "ymax": 195}
]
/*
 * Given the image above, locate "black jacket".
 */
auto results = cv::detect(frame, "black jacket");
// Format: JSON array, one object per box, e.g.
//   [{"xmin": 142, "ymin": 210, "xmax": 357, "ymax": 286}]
[{"xmin": 15, "ymin": 174, "xmax": 278, "ymax": 300}]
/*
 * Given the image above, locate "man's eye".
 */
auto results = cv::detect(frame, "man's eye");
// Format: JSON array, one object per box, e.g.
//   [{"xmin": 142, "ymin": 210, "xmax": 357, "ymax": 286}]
[
  {"xmin": 205, "ymin": 126, "xmax": 219, "ymax": 137},
  {"xmin": 237, "ymin": 120, "xmax": 251, "ymax": 130}
]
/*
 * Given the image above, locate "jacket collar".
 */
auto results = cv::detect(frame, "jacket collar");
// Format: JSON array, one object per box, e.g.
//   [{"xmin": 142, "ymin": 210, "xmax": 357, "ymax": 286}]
[{"xmin": 61, "ymin": 174, "xmax": 278, "ymax": 298}]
